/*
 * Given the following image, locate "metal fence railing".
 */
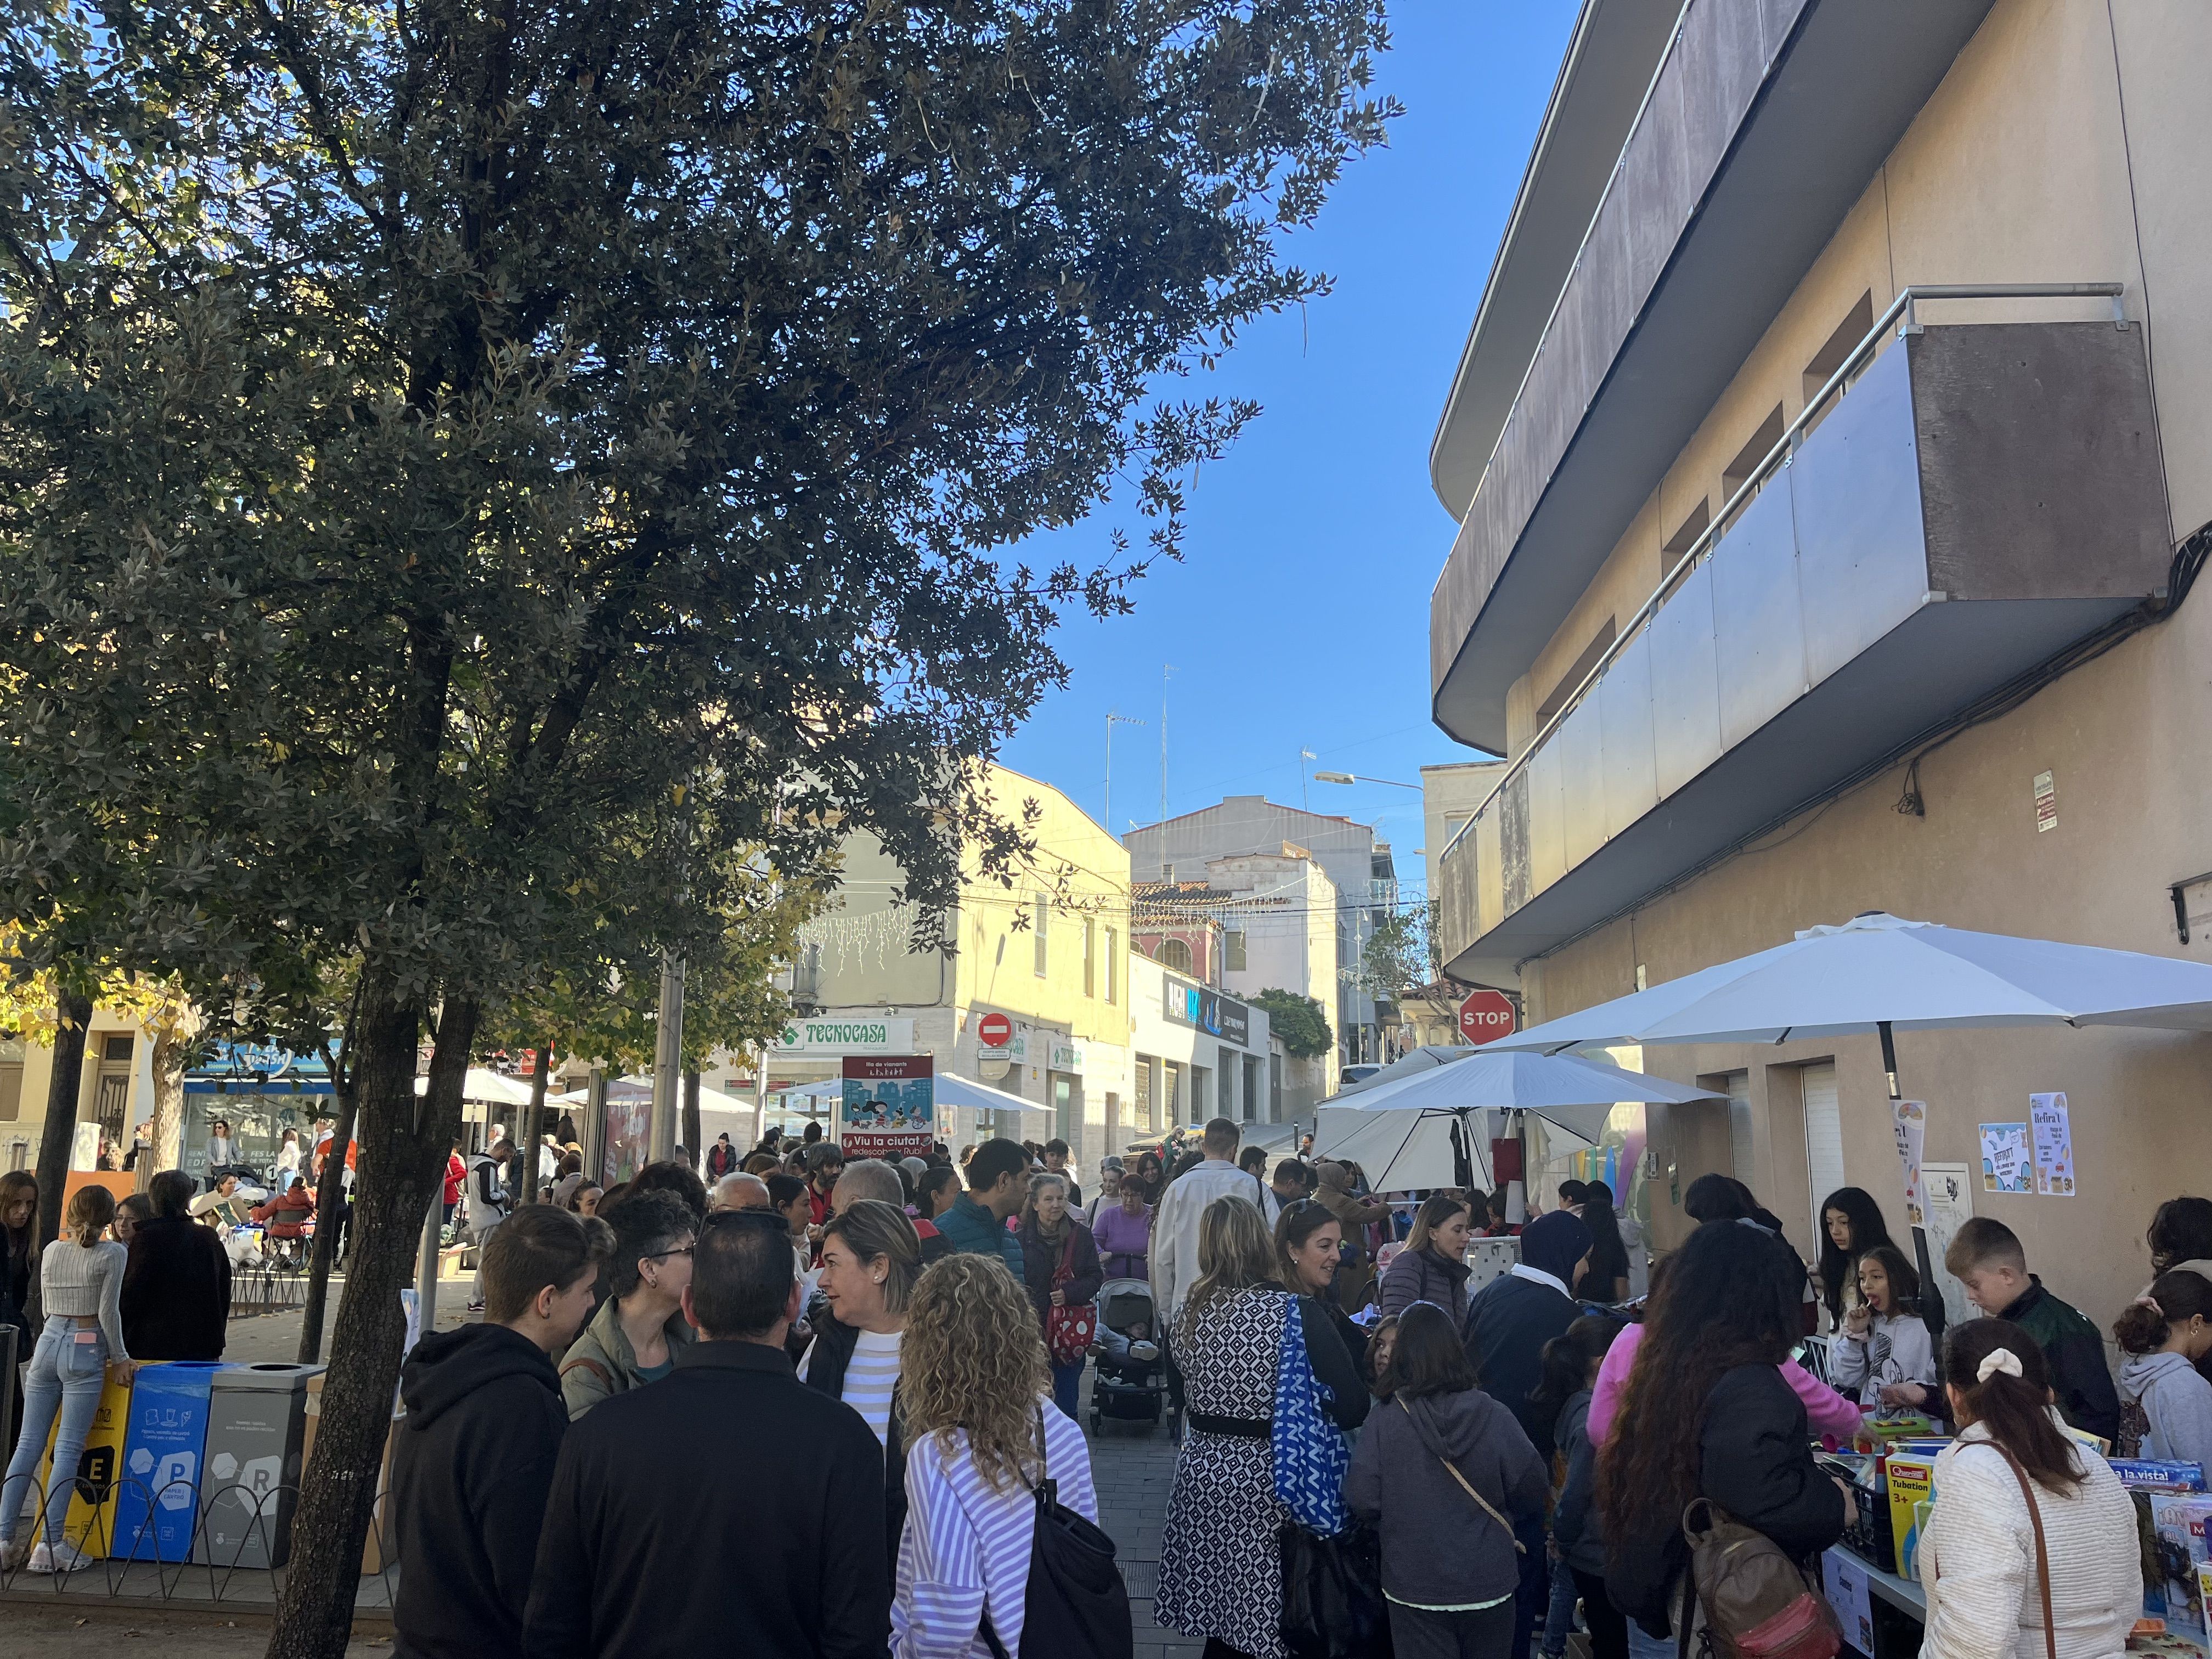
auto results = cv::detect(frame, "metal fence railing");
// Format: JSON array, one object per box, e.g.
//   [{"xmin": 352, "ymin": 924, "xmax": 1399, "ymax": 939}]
[{"xmin": 0, "ymin": 1469, "xmax": 396, "ymax": 1609}]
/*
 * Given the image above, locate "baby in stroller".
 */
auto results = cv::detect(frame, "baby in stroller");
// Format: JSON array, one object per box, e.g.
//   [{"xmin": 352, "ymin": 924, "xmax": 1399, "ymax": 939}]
[{"xmin": 1090, "ymin": 1278, "xmax": 1170, "ymax": 1432}]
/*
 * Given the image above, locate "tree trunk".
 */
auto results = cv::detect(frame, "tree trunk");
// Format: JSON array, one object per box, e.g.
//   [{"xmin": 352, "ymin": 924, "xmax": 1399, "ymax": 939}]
[
  {"xmin": 519, "ymin": 1045, "xmax": 549, "ymax": 1204},
  {"xmin": 266, "ymin": 984, "xmax": 477, "ymax": 1659},
  {"xmin": 143, "ymin": 1025, "xmax": 193, "ymax": 1193},
  {"xmin": 33, "ymin": 992, "xmax": 93, "ymax": 1248},
  {"xmin": 296, "ymin": 1085, "xmax": 358, "ymax": 1367},
  {"xmin": 682, "ymin": 1068, "xmax": 702, "ymax": 1170}
]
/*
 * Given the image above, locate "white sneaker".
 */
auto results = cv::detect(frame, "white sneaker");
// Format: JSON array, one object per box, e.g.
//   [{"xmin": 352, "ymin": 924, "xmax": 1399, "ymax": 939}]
[
  {"xmin": 29, "ymin": 1540, "xmax": 94, "ymax": 1574},
  {"xmin": 0, "ymin": 1537, "xmax": 25, "ymax": 1573}
]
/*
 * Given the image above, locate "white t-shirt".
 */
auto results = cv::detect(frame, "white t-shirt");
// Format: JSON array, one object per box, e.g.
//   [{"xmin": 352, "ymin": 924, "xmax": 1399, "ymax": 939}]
[{"xmin": 798, "ymin": 1327, "xmax": 904, "ymax": 1446}]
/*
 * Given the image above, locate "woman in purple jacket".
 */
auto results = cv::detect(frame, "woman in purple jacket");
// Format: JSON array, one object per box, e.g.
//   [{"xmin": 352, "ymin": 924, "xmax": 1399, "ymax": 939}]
[{"xmin": 1092, "ymin": 1177, "xmax": 1153, "ymax": 1282}]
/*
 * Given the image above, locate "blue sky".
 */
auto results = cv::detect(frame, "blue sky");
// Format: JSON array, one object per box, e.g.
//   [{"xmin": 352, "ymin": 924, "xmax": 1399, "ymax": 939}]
[{"xmin": 996, "ymin": 3, "xmax": 1578, "ymax": 887}]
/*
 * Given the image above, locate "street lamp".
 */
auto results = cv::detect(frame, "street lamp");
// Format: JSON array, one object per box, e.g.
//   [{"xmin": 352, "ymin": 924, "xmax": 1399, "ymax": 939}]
[{"xmin": 1312, "ymin": 771, "xmax": 1420, "ymax": 790}]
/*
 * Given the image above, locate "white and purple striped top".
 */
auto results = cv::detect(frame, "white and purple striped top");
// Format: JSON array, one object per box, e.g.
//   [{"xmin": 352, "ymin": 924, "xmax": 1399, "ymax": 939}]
[{"xmin": 893, "ymin": 1396, "xmax": 1097, "ymax": 1659}]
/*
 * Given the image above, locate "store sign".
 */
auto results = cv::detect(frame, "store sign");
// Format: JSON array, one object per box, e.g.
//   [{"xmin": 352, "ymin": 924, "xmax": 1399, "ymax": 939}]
[
  {"xmin": 841, "ymin": 1055, "xmax": 935, "ymax": 1159},
  {"xmin": 1049, "ymin": 1041, "xmax": 1084, "ymax": 1073},
  {"xmin": 1163, "ymin": 978, "xmax": 1251, "ymax": 1046},
  {"xmin": 772, "ymin": 1017, "xmax": 915, "ymax": 1054}
]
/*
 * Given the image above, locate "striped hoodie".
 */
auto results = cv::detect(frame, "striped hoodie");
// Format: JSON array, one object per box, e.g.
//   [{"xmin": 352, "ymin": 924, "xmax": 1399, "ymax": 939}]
[{"xmin": 893, "ymin": 1397, "xmax": 1096, "ymax": 1659}]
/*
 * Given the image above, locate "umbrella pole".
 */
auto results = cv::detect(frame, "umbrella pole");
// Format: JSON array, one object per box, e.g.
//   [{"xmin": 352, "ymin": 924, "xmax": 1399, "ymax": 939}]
[{"xmin": 1880, "ymin": 1019, "xmax": 1948, "ymax": 1349}]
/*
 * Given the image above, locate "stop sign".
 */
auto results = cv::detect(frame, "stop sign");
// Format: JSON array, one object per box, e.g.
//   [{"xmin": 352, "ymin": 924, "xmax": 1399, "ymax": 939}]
[
  {"xmin": 1459, "ymin": 990, "xmax": 1517, "ymax": 1044},
  {"xmin": 977, "ymin": 1011, "xmax": 1013, "ymax": 1049}
]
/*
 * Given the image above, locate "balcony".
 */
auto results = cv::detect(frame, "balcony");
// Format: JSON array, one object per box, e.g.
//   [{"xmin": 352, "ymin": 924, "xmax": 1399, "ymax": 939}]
[
  {"xmin": 1437, "ymin": 294, "xmax": 2170, "ymax": 981},
  {"xmin": 1430, "ymin": 0, "xmax": 2004, "ymax": 753}
]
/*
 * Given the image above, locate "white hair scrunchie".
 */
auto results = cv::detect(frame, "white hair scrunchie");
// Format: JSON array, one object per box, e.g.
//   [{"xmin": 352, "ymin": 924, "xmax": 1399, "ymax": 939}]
[{"xmin": 1977, "ymin": 1346, "xmax": 2025, "ymax": 1384}]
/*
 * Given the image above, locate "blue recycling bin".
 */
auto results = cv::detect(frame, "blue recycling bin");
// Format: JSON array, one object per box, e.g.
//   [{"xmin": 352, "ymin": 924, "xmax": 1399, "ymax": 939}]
[{"xmin": 111, "ymin": 1361, "xmax": 228, "ymax": 1561}]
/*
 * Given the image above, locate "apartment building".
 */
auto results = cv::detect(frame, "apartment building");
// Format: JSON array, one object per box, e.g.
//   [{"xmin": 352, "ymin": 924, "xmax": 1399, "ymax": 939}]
[
  {"xmin": 781, "ymin": 764, "xmax": 1135, "ymax": 1165},
  {"xmin": 1125, "ymin": 798, "xmax": 1397, "ymax": 1066},
  {"xmin": 1426, "ymin": 0, "xmax": 2212, "ymax": 1322}
]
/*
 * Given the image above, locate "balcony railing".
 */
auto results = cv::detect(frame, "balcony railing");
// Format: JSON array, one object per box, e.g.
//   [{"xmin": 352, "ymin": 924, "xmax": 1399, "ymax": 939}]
[{"xmin": 1440, "ymin": 282, "xmax": 2126, "ymax": 871}]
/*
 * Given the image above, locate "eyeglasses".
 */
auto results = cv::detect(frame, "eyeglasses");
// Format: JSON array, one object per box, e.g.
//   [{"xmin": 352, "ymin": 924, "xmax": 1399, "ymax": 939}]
[{"xmin": 645, "ymin": 1243, "xmax": 695, "ymax": 1261}]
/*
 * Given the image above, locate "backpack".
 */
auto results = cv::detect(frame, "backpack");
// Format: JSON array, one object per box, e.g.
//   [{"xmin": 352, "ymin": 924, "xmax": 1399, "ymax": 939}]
[
  {"xmin": 1679, "ymin": 1497, "xmax": 1842, "ymax": 1659},
  {"xmin": 980, "ymin": 1413, "xmax": 1133, "ymax": 1659}
]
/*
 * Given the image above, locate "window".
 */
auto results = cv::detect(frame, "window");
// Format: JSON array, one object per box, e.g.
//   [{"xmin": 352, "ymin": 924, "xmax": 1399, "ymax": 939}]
[
  {"xmin": 1224, "ymin": 930, "xmax": 1246, "ymax": 973},
  {"xmin": 1803, "ymin": 291, "xmax": 1876, "ymax": 404},
  {"xmin": 1536, "ymin": 618, "xmax": 1617, "ymax": 724},
  {"xmin": 1104, "ymin": 929, "xmax": 1119, "ymax": 1003},
  {"xmin": 1032, "ymin": 894, "xmax": 1048, "ymax": 977},
  {"xmin": 0, "ymin": 1063, "xmax": 20, "ymax": 1122},
  {"xmin": 1661, "ymin": 498, "xmax": 1710, "ymax": 586},
  {"xmin": 1135, "ymin": 1057, "xmax": 1154, "ymax": 1129},
  {"xmin": 1189, "ymin": 1066, "xmax": 1209, "ymax": 1123},
  {"xmin": 1218, "ymin": 1047, "xmax": 1234, "ymax": 1115},
  {"xmin": 1162, "ymin": 1062, "xmax": 1182, "ymax": 1124},
  {"xmin": 1801, "ymin": 1061, "xmax": 1845, "ymax": 1239},
  {"xmin": 1242, "ymin": 1056, "xmax": 1261, "ymax": 1123},
  {"xmin": 1083, "ymin": 917, "xmax": 1096, "ymax": 997},
  {"xmin": 1270, "ymin": 1054, "xmax": 1283, "ymax": 1119},
  {"xmin": 1160, "ymin": 937, "xmax": 1193, "ymax": 974},
  {"xmin": 1720, "ymin": 405, "xmax": 1786, "ymax": 507},
  {"xmin": 1161, "ymin": 862, "xmax": 1174, "ymax": 883}
]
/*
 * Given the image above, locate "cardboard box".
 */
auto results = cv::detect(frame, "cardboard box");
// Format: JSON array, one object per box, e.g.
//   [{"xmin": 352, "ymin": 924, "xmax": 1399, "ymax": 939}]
[{"xmin": 1886, "ymin": 1452, "xmax": 1939, "ymax": 1579}]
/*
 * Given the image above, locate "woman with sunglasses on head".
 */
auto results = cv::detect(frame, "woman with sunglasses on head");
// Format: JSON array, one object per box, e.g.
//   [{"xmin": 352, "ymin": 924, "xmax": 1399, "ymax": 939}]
[
  {"xmin": 1278, "ymin": 1197, "xmax": 1369, "ymax": 1373},
  {"xmin": 558, "ymin": 1189, "xmax": 697, "ymax": 1419}
]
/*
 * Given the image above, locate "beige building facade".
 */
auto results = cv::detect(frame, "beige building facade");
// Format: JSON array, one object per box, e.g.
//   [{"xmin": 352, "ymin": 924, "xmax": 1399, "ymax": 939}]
[{"xmin": 1427, "ymin": 0, "xmax": 2212, "ymax": 1327}]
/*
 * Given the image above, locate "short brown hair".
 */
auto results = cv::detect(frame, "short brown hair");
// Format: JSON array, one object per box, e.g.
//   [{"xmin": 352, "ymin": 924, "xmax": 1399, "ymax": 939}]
[
  {"xmin": 1201, "ymin": 1116, "xmax": 1240, "ymax": 1156},
  {"xmin": 482, "ymin": 1207, "xmax": 613, "ymax": 1324},
  {"xmin": 1944, "ymin": 1215, "xmax": 2025, "ymax": 1278}
]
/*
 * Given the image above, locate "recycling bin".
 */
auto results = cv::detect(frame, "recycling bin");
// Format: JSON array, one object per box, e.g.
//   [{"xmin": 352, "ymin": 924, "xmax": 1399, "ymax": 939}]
[
  {"xmin": 35, "ymin": 1365, "xmax": 132, "ymax": 1556},
  {"xmin": 111, "ymin": 1361, "xmax": 228, "ymax": 1561},
  {"xmin": 195, "ymin": 1362, "xmax": 324, "ymax": 1567}
]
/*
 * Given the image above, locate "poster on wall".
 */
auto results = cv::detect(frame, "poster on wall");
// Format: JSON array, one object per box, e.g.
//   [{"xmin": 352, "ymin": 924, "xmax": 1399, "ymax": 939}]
[
  {"xmin": 1919, "ymin": 1161, "xmax": 1976, "ymax": 1330},
  {"xmin": 1978, "ymin": 1121, "xmax": 2032, "ymax": 1193},
  {"xmin": 841, "ymin": 1055, "xmax": 935, "ymax": 1159},
  {"xmin": 2030, "ymin": 1093, "xmax": 2075, "ymax": 1196},
  {"xmin": 1891, "ymin": 1099, "xmax": 1927, "ymax": 1227}
]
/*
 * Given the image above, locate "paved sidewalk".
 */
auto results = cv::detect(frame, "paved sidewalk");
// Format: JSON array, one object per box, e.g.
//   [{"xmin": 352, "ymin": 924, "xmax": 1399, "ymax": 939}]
[{"xmin": 1085, "ymin": 1394, "xmax": 1206, "ymax": 1659}]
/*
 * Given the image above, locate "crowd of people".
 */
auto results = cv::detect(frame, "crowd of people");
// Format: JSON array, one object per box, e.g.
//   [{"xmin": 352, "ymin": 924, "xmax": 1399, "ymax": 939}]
[{"xmin": 9, "ymin": 1106, "xmax": 2212, "ymax": 1659}]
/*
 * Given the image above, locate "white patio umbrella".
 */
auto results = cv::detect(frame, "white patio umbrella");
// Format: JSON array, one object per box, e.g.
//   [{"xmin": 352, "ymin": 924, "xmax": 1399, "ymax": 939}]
[
  {"xmin": 414, "ymin": 1068, "xmax": 537, "ymax": 1108},
  {"xmin": 1489, "ymin": 910, "xmax": 2212, "ymax": 1093},
  {"xmin": 1315, "ymin": 1048, "xmax": 1720, "ymax": 1191}
]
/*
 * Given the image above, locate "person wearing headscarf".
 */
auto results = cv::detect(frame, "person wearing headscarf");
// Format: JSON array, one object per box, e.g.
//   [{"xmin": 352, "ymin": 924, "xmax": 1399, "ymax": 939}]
[{"xmin": 1465, "ymin": 1206, "xmax": 1594, "ymax": 1659}]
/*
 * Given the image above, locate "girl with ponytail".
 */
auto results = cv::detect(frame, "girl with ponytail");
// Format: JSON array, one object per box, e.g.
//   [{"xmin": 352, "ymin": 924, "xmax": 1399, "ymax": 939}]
[
  {"xmin": 2114, "ymin": 1271, "xmax": 2212, "ymax": 1464},
  {"xmin": 1917, "ymin": 1319, "xmax": 2137, "ymax": 1659}
]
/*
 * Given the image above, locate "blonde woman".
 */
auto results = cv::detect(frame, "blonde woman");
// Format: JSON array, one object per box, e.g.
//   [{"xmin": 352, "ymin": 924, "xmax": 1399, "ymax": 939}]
[
  {"xmin": 894, "ymin": 1252, "xmax": 1103, "ymax": 1659},
  {"xmin": 1157, "ymin": 1195, "xmax": 1368, "ymax": 1659},
  {"xmin": 0, "ymin": 1184, "xmax": 134, "ymax": 1573}
]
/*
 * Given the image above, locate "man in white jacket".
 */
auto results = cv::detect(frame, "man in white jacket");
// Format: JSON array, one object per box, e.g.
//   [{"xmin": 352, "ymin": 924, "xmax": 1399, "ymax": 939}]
[{"xmin": 1149, "ymin": 1117, "xmax": 1267, "ymax": 1321}]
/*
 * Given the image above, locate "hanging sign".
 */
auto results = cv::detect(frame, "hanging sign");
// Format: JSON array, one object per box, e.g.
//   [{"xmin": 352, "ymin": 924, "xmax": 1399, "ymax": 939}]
[
  {"xmin": 2030, "ymin": 1092, "xmax": 2075, "ymax": 1195},
  {"xmin": 1891, "ymin": 1099, "xmax": 1927, "ymax": 1227},
  {"xmin": 773, "ymin": 1017, "xmax": 914, "ymax": 1055},
  {"xmin": 840, "ymin": 1055, "xmax": 935, "ymax": 1159}
]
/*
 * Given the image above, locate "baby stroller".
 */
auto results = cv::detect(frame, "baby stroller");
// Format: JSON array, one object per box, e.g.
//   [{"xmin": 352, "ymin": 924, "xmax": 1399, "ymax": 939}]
[{"xmin": 1090, "ymin": 1278, "xmax": 1175, "ymax": 1437}]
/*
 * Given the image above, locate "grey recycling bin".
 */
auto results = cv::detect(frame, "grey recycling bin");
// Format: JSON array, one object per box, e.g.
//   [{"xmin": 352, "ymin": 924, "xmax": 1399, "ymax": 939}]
[{"xmin": 195, "ymin": 1362, "xmax": 325, "ymax": 1568}]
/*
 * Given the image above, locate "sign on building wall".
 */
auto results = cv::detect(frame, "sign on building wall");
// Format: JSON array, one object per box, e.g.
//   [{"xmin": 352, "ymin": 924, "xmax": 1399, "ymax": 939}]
[
  {"xmin": 841, "ymin": 1056, "xmax": 935, "ymax": 1159},
  {"xmin": 772, "ymin": 1017, "xmax": 915, "ymax": 1054},
  {"xmin": 1163, "ymin": 977, "xmax": 1250, "ymax": 1046}
]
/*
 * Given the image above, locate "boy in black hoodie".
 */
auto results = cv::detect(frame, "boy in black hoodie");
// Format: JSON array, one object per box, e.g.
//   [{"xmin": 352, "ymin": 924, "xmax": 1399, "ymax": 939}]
[{"xmin": 390, "ymin": 1206, "xmax": 612, "ymax": 1659}]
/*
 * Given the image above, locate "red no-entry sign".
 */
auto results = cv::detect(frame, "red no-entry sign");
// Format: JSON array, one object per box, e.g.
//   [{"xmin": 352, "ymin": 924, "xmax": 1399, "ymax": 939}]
[
  {"xmin": 977, "ymin": 1011, "xmax": 1013, "ymax": 1049},
  {"xmin": 1459, "ymin": 990, "xmax": 1517, "ymax": 1044}
]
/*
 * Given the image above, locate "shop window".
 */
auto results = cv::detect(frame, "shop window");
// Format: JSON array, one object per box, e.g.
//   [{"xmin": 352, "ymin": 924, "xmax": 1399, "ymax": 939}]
[{"xmin": 1135, "ymin": 1056, "xmax": 1154, "ymax": 1129}]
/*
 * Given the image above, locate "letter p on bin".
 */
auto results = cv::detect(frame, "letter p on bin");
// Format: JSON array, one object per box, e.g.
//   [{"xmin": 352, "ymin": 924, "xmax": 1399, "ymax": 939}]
[{"xmin": 197, "ymin": 1362, "xmax": 324, "ymax": 1568}]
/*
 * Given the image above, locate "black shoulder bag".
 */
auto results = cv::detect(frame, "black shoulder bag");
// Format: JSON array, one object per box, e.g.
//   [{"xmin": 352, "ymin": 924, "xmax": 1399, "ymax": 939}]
[{"xmin": 980, "ymin": 1410, "xmax": 1133, "ymax": 1659}]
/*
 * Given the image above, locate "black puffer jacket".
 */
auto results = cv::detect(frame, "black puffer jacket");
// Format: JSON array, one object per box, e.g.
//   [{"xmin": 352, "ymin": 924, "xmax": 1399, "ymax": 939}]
[
  {"xmin": 1604, "ymin": 1363, "xmax": 1849, "ymax": 1635},
  {"xmin": 799, "ymin": 1312, "xmax": 907, "ymax": 1576}
]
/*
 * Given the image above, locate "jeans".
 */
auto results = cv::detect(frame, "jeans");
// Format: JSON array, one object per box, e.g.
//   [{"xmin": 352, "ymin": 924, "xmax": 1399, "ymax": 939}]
[
  {"xmin": 1543, "ymin": 1550, "xmax": 1583, "ymax": 1654},
  {"xmin": 1512, "ymin": 1510, "xmax": 1550, "ymax": 1659},
  {"xmin": 1051, "ymin": 1358, "xmax": 1084, "ymax": 1421},
  {"xmin": 1, "ymin": 1317, "xmax": 110, "ymax": 1550}
]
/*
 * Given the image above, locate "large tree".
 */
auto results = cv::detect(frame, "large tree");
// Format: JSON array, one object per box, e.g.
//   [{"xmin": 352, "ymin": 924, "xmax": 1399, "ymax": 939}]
[{"xmin": 0, "ymin": 2, "xmax": 1391, "ymax": 1650}]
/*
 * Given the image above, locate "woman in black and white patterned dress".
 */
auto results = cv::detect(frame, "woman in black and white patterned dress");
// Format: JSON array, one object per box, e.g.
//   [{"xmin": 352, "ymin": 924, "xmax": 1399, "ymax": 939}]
[{"xmin": 1156, "ymin": 1194, "xmax": 1369, "ymax": 1659}]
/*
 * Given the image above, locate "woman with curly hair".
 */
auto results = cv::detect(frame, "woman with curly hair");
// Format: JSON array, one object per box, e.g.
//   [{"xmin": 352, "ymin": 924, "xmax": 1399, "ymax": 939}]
[
  {"xmin": 1598, "ymin": 1220, "xmax": 1850, "ymax": 1644},
  {"xmin": 1158, "ymin": 1195, "xmax": 1367, "ymax": 1659},
  {"xmin": 893, "ymin": 1252, "xmax": 1105, "ymax": 1659}
]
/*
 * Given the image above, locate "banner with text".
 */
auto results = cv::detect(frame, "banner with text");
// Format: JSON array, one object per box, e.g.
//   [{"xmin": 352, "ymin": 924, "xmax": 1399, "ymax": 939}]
[{"xmin": 841, "ymin": 1055, "xmax": 935, "ymax": 1159}]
